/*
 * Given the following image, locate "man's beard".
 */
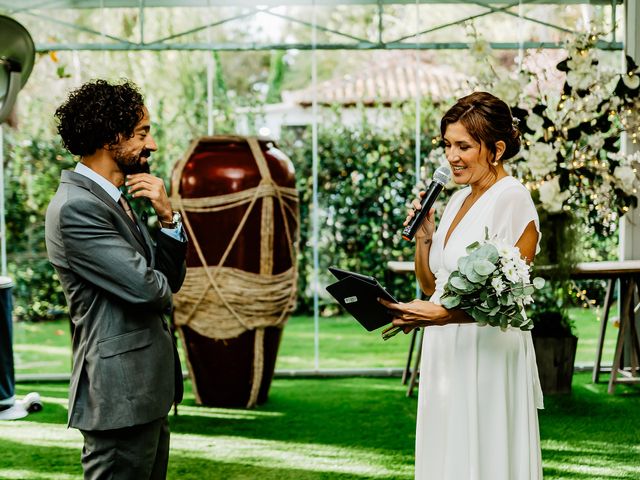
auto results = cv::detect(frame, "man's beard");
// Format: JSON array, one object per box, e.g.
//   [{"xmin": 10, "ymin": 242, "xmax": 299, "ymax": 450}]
[{"xmin": 114, "ymin": 148, "xmax": 151, "ymax": 175}]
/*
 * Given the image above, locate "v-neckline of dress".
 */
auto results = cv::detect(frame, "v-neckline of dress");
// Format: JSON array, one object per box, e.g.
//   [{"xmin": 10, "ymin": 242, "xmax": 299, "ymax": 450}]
[{"xmin": 443, "ymin": 176, "xmax": 511, "ymax": 250}]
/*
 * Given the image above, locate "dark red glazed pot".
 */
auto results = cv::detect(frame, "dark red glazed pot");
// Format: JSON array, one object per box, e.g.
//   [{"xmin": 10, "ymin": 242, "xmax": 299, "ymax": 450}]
[{"xmin": 170, "ymin": 136, "xmax": 298, "ymax": 408}]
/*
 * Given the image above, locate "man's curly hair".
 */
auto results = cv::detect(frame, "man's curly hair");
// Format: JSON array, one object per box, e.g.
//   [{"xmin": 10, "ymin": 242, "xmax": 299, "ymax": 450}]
[{"xmin": 54, "ymin": 79, "xmax": 145, "ymax": 157}]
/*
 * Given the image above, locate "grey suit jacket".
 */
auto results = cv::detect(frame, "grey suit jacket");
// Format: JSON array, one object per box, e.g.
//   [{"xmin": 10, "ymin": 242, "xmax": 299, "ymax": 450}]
[{"xmin": 45, "ymin": 170, "xmax": 187, "ymax": 431}]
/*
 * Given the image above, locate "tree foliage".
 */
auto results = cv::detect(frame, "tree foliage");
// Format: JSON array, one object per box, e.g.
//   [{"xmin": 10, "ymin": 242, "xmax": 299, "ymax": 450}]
[
  {"xmin": 4, "ymin": 124, "xmax": 75, "ymax": 321},
  {"xmin": 280, "ymin": 103, "xmax": 444, "ymax": 313}
]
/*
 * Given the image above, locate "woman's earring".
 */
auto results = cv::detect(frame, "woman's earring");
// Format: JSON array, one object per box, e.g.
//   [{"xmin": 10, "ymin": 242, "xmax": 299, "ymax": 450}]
[{"xmin": 491, "ymin": 160, "xmax": 499, "ymax": 166}]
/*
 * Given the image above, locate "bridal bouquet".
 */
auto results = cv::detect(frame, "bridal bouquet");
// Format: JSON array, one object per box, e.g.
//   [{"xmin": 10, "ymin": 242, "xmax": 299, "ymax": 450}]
[
  {"xmin": 380, "ymin": 230, "xmax": 544, "ymax": 340},
  {"xmin": 439, "ymin": 231, "xmax": 545, "ymax": 331}
]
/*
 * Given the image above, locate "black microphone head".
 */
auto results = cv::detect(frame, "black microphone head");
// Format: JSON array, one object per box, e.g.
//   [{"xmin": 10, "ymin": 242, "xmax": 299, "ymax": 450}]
[{"xmin": 433, "ymin": 166, "xmax": 451, "ymax": 185}]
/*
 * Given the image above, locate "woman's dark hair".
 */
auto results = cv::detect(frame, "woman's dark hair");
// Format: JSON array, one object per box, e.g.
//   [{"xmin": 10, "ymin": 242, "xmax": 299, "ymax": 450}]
[
  {"xmin": 440, "ymin": 91, "xmax": 521, "ymax": 163},
  {"xmin": 54, "ymin": 79, "xmax": 145, "ymax": 157}
]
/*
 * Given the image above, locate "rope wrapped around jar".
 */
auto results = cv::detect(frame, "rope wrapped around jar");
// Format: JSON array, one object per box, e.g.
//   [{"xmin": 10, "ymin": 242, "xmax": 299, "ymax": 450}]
[{"xmin": 171, "ymin": 136, "xmax": 299, "ymax": 408}]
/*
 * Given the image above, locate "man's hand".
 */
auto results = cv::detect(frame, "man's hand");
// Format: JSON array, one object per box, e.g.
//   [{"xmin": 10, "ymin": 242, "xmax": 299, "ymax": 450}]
[{"xmin": 125, "ymin": 173, "xmax": 172, "ymax": 222}]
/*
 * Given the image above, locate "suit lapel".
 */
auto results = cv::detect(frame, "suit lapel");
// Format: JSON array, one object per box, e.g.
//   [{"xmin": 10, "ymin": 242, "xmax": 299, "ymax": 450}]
[{"xmin": 61, "ymin": 171, "xmax": 150, "ymax": 261}]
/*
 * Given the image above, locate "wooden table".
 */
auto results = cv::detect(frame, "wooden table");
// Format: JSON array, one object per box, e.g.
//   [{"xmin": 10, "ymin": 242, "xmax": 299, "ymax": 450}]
[{"xmin": 386, "ymin": 260, "xmax": 640, "ymax": 395}]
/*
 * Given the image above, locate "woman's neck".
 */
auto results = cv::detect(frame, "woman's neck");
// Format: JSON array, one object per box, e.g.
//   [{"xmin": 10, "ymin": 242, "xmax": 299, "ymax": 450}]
[{"xmin": 468, "ymin": 167, "xmax": 508, "ymax": 199}]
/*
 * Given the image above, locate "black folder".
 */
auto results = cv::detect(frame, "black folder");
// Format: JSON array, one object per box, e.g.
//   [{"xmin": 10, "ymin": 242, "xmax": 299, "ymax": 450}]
[{"xmin": 326, "ymin": 266, "xmax": 398, "ymax": 331}]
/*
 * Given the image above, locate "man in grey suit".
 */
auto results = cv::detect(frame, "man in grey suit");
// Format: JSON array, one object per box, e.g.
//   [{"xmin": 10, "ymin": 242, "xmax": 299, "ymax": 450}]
[{"xmin": 45, "ymin": 80, "xmax": 187, "ymax": 479}]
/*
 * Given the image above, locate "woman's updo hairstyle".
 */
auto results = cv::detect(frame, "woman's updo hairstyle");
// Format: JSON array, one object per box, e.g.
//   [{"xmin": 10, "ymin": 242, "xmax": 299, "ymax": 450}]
[{"xmin": 440, "ymin": 91, "xmax": 521, "ymax": 163}]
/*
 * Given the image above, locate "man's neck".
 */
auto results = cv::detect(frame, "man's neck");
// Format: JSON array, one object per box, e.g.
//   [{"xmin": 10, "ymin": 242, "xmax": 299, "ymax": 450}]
[{"xmin": 80, "ymin": 151, "xmax": 124, "ymax": 188}]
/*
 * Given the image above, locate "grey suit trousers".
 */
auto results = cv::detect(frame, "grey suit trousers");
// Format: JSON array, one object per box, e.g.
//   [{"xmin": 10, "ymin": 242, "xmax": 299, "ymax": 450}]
[{"xmin": 80, "ymin": 416, "xmax": 170, "ymax": 480}]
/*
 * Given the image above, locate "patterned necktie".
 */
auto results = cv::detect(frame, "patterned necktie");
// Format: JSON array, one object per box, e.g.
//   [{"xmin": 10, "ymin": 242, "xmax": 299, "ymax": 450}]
[{"xmin": 118, "ymin": 196, "xmax": 135, "ymax": 223}]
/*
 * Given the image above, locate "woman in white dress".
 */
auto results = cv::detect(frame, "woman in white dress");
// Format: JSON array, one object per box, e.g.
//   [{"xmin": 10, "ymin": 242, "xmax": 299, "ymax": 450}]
[{"xmin": 382, "ymin": 92, "xmax": 544, "ymax": 480}]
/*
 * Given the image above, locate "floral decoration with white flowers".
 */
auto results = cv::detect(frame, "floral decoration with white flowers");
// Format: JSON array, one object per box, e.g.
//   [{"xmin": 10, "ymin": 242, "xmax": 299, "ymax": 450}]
[{"xmin": 460, "ymin": 28, "xmax": 640, "ymax": 235}]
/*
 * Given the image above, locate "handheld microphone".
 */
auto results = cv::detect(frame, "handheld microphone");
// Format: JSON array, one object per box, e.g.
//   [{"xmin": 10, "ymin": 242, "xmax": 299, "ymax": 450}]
[{"xmin": 401, "ymin": 166, "xmax": 451, "ymax": 241}]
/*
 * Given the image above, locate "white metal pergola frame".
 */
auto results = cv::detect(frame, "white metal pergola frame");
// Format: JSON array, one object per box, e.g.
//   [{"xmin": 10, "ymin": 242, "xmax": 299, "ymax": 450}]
[
  {"xmin": 0, "ymin": 0, "xmax": 626, "ymax": 52},
  {"xmin": 0, "ymin": 0, "xmax": 638, "ymax": 371}
]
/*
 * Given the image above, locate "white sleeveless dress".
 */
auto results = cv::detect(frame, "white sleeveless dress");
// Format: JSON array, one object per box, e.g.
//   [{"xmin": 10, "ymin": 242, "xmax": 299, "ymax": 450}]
[{"xmin": 415, "ymin": 176, "xmax": 544, "ymax": 480}]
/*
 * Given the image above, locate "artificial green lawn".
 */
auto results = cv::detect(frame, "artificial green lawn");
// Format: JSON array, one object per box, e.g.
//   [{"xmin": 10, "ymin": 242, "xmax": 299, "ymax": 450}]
[
  {"xmin": 11, "ymin": 307, "xmax": 618, "ymax": 377},
  {"xmin": 5, "ymin": 309, "xmax": 636, "ymax": 479},
  {"xmin": 2, "ymin": 372, "xmax": 639, "ymax": 479}
]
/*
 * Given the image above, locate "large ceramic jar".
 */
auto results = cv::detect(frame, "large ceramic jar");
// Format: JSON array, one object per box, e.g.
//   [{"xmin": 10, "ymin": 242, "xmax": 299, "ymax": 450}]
[{"xmin": 171, "ymin": 136, "xmax": 298, "ymax": 408}]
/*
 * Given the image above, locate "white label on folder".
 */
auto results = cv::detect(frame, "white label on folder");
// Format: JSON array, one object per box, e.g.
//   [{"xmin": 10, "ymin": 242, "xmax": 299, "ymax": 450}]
[{"xmin": 344, "ymin": 296, "xmax": 358, "ymax": 304}]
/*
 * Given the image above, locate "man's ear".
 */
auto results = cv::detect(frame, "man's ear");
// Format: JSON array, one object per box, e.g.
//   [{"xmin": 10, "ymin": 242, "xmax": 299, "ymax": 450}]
[
  {"xmin": 494, "ymin": 140, "xmax": 506, "ymax": 162},
  {"xmin": 103, "ymin": 135, "xmax": 121, "ymax": 152}
]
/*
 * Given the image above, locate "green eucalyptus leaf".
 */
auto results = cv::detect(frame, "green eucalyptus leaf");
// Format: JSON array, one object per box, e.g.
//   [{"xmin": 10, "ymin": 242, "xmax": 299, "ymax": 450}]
[
  {"xmin": 465, "ymin": 241, "xmax": 481, "ymax": 254},
  {"xmin": 473, "ymin": 260, "xmax": 497, "ymax": 276},
  {"xmin": 466, "ymin": 268, "xmax": 487, "ymax": 284},
  {"xmin": 461, "ymin": 261, "xmax": 476, "ymax": 279},
  {"xmin": 511, "ymin": 285, "xmax": 525, "ymax": 296},
  {"xmin": 475, "ymin": 244, "xmax": 500, "ymax": 263},
  {"xmin": 500, "ymin": 294, "xmax": 514, "ymax": 306},
  {"xmin": 533, "ymin": 277, "xmax": 545, "ymax": 289},
  {"xmin": 448, "ymin": 271, "xmax": 463, "ymax": 281},
  {"xmin": 448, "ymin": 286, "xmax": 467, "ymax": 296},
  {"xmin": 441, "ymin": 295, "xmax": 460, "ymax": 309},
  {"xmin": 457, "ymin": 256, "xmax": 470, "ymax": 272},
  {"xmin": 472, "ymin": 308, "xmax": 489, "ymax": 323},
  {"xmin": 450, "ymin": 276, "xmax": 473, "ymax": 291}
]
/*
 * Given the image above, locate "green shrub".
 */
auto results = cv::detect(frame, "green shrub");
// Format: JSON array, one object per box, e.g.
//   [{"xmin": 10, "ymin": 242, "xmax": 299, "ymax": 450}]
[
  {"xmin": 4, "ymin": 128, "xmax": 74, "ymax": 321},
  {"xmin": 280, "ymin": 104, "xmax": 445, "ymax": 314}
]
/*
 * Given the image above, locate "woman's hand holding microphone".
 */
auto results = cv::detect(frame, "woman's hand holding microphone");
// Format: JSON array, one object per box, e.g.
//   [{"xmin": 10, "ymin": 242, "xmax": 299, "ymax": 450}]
[{"xmin": 403, "ymin": 191, "xmax": 436, "ymax": 242}]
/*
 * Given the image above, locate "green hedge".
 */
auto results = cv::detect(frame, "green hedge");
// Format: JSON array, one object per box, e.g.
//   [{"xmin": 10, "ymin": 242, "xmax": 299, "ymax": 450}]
[
  {"xmin": 3, "ymin": 101, "xmax": 622, "ymax": 321},
  {"xmin": 280, "ymin": 105, "xmax": 444, "ymax": 314},
  {"xmin": 5, "ymin": 128, "xmax": 75, "ymax": 321}
]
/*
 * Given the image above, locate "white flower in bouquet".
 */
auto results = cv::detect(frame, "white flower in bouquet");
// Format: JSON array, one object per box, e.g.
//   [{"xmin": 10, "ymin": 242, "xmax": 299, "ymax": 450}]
[
  {"xmin": 491, "ymin": 277, "xmax": 506, "ymax": 296},
  {"xmin": 501, "ymin": 261, "xmax": 521, "ymax": 284},
  {"xmin": 493, "ymin": 237, "xmax": 515, "ymax": 260},
  {"xmin": 538, "ymin": 176, "xmax": 570, "ymax": 213},
  {"xmin": 439, "ymin": 230, "xmax": 545, "ymax": 331}
]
